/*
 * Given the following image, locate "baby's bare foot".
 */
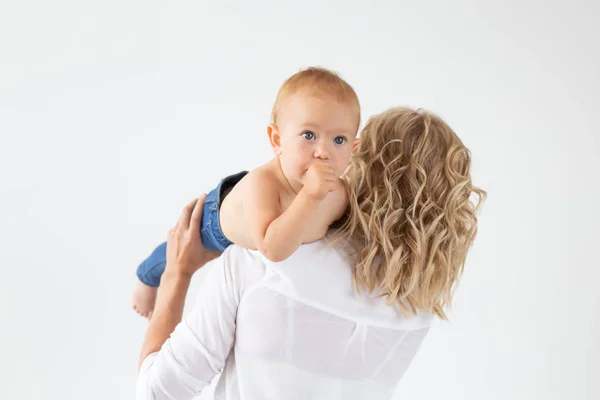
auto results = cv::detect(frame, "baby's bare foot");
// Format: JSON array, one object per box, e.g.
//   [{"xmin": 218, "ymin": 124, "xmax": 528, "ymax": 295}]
[{"xmin": 132, "ymin": 280, "xmax": 157, "ymax": 319}]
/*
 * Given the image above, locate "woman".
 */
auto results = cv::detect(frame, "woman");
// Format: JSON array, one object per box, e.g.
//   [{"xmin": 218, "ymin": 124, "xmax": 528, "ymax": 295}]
[{"xmin": 136, "ymin": 107, "xmax": 486, "ymax": 400}]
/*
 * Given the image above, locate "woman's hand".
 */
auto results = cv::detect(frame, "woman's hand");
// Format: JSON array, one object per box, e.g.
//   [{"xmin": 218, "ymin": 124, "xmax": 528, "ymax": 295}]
[{"xmin": 165, "ymin": 194, "xmax": 220, "ymax": 278}]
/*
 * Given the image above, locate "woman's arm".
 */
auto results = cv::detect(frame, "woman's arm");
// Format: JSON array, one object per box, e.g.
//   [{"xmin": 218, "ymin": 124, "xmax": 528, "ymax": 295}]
[
  {"xmin": 136, "ymin": 254, "xmax": 242, "ymax": 400},
  {"xmin": 137, "ymin": 195, "xmax": 239, "ymax": 400},
  {"xmin": 138, "ymin": 195, "xmax": 219, "ymax": 368},
  {"xmin": 137, "ymin": 271, "xmax": 192, "ymax": 369}
]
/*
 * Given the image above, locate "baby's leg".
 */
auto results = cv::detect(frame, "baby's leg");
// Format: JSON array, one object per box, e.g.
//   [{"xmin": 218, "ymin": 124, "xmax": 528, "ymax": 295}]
[
  {"xmin": 131, "ymin": 172, "xmax": 246, "ymax": 318},
  {"xmin": 132, "ymin": 242, "xmax": 166, "ymax": 318}
]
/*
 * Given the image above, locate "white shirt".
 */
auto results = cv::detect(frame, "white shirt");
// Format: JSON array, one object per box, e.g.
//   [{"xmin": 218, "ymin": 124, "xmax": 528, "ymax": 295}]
[{"xmin": 136, "ymin": 239, "xmax": 434, "ymax": 400}]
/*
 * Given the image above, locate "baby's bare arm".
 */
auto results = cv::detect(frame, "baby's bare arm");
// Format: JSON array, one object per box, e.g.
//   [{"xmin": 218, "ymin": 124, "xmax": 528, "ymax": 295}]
[
  {"xmin": 243, "ymin": 171, "xmax": 324, "ymax": 262},
  {"xmin": 299, "ymin": 178, "xmax": 349, "ymax": 242},
  {"xmin": 321, "ymin": 178, "xmax": 349, "ymax": 225}
]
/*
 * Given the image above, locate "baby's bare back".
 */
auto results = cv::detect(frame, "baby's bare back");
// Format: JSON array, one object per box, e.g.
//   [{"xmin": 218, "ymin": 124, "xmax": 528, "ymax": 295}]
[{"xmin": 219, "ymin": 162, "xmax": 347, "ymax": 251}]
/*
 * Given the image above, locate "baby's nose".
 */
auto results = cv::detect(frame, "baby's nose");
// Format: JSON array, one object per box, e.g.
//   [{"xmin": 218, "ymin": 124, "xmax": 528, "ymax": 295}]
[{"xmin": 314, "ymin": 143, "xmax": 331, "ymax": 159}]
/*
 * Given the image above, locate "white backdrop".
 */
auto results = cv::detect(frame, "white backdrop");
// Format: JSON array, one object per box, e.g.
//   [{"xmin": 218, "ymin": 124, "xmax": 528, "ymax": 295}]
[{"xmin": 1, "ymin": 1, "xmax": 598, "ymax": 399}]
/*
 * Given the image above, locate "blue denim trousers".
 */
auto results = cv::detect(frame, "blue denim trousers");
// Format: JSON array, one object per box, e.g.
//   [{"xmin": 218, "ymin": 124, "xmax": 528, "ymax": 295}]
[{"xmin": 136, "ymin": 171, "xmax": 248, "ymax": 287}]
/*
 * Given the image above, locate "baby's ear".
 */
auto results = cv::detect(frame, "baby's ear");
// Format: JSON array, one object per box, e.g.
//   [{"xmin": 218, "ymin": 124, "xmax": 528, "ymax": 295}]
[
  {"xmin": 267, "ymin": 124, "xmax": 282, "ymax": 155},
  {"xmin": 352, "ymin": 137, "xmax": 360, "ymax": 152}
]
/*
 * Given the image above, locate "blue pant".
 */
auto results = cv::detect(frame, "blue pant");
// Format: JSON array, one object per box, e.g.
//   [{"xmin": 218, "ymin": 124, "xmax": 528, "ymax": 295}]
[{"xmin": 136, "ymin": 171, "xmax": 248, "ymax": 287}]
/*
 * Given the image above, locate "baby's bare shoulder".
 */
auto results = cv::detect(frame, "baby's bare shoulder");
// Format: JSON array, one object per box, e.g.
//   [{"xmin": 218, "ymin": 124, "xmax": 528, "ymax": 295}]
[{"xmin": 237, "ymin": 164, "xmax": 285, "ymax": 195}]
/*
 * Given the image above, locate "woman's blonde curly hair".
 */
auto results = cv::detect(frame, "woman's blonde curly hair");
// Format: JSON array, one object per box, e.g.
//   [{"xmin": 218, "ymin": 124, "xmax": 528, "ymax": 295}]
[{"xmin": 332, "ymin": 107, "xmax": 486, "ymax": 320}]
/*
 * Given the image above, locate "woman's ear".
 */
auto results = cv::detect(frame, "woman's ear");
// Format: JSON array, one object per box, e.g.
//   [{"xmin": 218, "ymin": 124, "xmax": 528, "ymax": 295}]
[{"xmin": 267, "ymin": 124, "xmax": 282, "ymax": 155}]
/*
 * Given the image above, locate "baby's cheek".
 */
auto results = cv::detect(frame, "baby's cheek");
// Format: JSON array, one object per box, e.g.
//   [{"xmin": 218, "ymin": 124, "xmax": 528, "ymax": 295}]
[
  {"xmin": 333, "ymin": 161, "xmax": 347, "ymax": 176},
  {"xmin": 291, "ymin": 155, "xmax": 309, "ymax": 170},
  {"xmin": 284, "ymin": 157, "xmax": 308, "ymax": 180}
]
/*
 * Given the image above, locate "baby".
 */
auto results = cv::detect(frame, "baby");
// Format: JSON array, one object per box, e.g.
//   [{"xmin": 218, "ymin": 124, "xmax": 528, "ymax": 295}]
[{"xmin": 133, "ymin": 67, "xmax": 361, "ymax": 318}]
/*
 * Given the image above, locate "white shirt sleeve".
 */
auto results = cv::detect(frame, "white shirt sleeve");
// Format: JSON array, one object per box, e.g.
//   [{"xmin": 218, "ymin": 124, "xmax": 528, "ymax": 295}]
[{"xmin": 136, "ymin": 252, "xmax": 243, "ymax": 400}]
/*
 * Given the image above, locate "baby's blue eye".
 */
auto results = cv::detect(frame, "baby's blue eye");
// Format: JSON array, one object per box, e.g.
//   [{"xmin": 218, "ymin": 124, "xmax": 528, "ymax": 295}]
[
  {"xmin": 334, "ymin": 136, "xmax": 346, "ymax": 145},
  {"xmin": 302, "ymin": 131, "xmax": 315, "ymax": 140}
]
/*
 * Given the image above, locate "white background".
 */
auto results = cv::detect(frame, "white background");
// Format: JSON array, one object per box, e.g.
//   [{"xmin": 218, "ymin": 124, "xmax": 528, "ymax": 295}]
[{"xmin": 1, "ymin": 1, "xmax": 598, "ymax": 399}]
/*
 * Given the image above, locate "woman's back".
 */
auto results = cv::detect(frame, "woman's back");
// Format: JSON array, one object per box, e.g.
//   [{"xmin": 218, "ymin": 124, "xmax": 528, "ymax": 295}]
[{"xmin": 214, "ymin": 240, "xmax": 433, "ymax": 400}]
